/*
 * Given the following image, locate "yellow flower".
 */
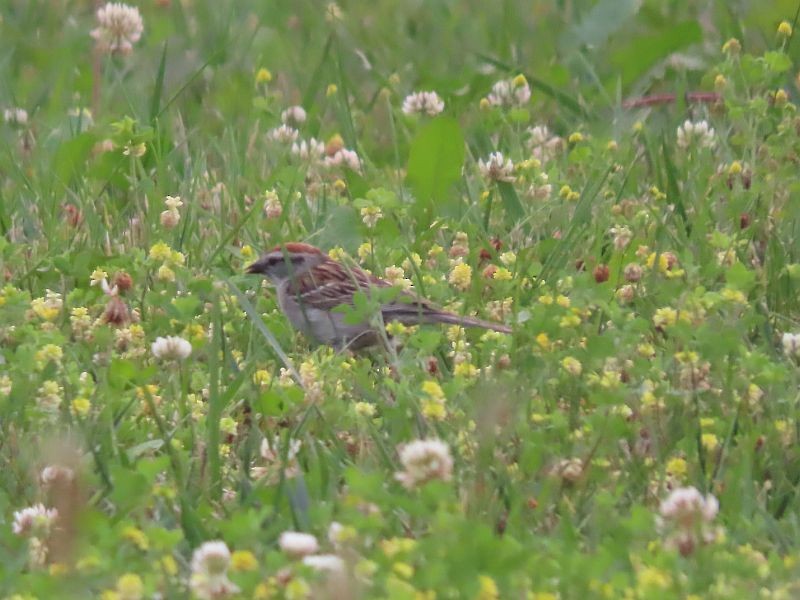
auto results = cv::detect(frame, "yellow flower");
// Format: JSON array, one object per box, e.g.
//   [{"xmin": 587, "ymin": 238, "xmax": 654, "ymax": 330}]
[
  {"xmin": 149, "ymin": 242, "xmax": 172, "ymax": 262},
  {"xmin": 354, "ymin": 402, "xmax": 376, "ymax": 417},
  {"xmin": 512, "ymin": 74, "xmax": 528, "ymax": 88},
  {"xmin": 422, "ymin": 399, "xmax": 447, "ymax": 421},
  {"xmin": 568, "ymin": 132, "xmax": 584, "ymax": 144},
  {"xmin": 254, "ymin": 369, "xmax": 272, "ymax": 388},
  {"xmin": 637, "ymin": 343, "xmax": 655, "ymax": 358},
  {"xmin": 778, "ymin": 21, "xmax": 793, "ymax": 37},
  {"xmin": 381, "ymin": 537, "xmax": 417, "ymax": 557},
  {"xmin": 159, "ymin": 555, "xmax": 178, "ymax": 576},
  {"xmin": 561, "ymin": 356, "xmax": 582, "ymax": 376},
  {"xmin": 454, "ymin": 362, "xmax": 478, "ymax": 378},
  {"xmin": 231, "ymin": 550, "xmax": 258, "ymax": 572},
  {"xmin": 393, "ymin": 562, "xmax": 415, "ymax": 579},
  {"xmin": 35, "ymin": 344, "xmax": 63, "ymax": 369},
  {"xmin": 653, "ymin": 307, "xmax": 678, "ymax": 328},
  {"xmin": 255, "ymin": 67, "xmax": 272, "ymax": 83},
  {"xmin": 702, "ymin": 433, "xmax": 719, "ymax": 452},
  {"xmin": 422, "ymin": 380, "xmax": 445, "ymax": 400},
  {"xmin": 665, "ymin": 457, "xmax": 687, "ymax": 479},
  {"xmin": 636, "ymin": 566, "xmax": 671, "ymax": 591},
  {"xmin": 728, "ymin": 160, "xmax": 742, "ymax": 175},
  {"xmin": 386, "ymin": 321, "xmax": 408, "ymax": 336},
  {"xmin": 559, "ymin": 314, "xmax": 581, "ymax": 328},
  {"xmin": 326, "ymin": 83, "xmax": 338, "ymax": 97},
  {"xmin": 286, "ymin": 578, "xmax": 311, "ymax": 600},
  {"xmin": 121, "ymin": 526, "xmax": 149, "ymax": 551},
  {"xmin": 241, "ymin": 245, "xmax": 255, "ymax": 260},
  {"xmin": 71, "ymin": 397, "xmax": 92, "ymax": 417},
  {"xmin": 555, "ymin": 295, "xmax": 570, "ymax": 308},
  {"xmin": 492, "ymin": 267, "xmax": 513, "ymax": 281},
  {"xmin": 449, "ymin": 262, "xmax": 473, "ymax": 290},
  {"xmin": 357, "ymin": 242, "xmax": 373, "ymax": 261},
  {"xmin": 476, "ymin": 575, "xmax": 499, "ymax": 600},
  {"xmin": 157, "ymin": 265, "xmax": 175, "ymax": 282},
  {"xmin": 535, "ymin": 332, "xmax": 551, "ymax": 351},
  {"xmin": 722, "ymin": 38, "xmax": 741, "ymax": 55},
  {"xmin": 116, "ymin": 573, "xmax": 144, "ymax": 600},
  {"xmin": 90, "ymin": 268, "xmax": 109, "ymax": 286}
]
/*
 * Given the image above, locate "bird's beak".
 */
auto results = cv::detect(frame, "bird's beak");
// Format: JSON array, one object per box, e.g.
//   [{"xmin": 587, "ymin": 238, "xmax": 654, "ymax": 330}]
[{"xmin": 246, "ymin": 258, "xmax": 265, "ymax": 274}]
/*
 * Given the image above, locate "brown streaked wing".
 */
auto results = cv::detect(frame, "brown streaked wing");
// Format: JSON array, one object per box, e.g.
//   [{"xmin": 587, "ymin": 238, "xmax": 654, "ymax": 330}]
[{"xmin": 286, "ymin": 260, "xmax": 391, "ymax": 310}]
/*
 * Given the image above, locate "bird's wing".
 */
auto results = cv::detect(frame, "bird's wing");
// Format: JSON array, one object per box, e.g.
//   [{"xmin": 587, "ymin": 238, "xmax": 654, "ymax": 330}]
[{"xmin": 286, "ymin": 260, "xmax": 391, "ymax": 310}]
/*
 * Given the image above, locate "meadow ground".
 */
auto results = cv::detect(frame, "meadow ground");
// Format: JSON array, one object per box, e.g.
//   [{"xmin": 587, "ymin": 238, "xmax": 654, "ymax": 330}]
[{"xmin": 1, "ymin": 0, "xmax": 800, "ymax": 598}]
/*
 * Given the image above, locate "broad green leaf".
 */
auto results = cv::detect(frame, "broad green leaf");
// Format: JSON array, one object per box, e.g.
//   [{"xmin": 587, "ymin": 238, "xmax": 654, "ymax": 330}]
[
  {"xmin": 610, "ymin": 22, "xmax": 702, "ymax": 89},
  {"xmin": 562, "ymin": 0, "xmax": 639, "ymax": 50},
  {"xmin": 406, "ymin": 116, "xmax": 465, "ymax": 206}
]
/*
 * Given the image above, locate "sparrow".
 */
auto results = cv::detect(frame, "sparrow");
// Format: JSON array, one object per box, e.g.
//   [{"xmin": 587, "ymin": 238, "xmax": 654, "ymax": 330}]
[{"xmin": 246, "ymin": 242, "xmax": 512, "ymax": 351}]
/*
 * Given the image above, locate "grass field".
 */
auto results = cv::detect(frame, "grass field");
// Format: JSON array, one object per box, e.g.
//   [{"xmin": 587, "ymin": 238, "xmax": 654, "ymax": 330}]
[{"xmin": 2, "ymin": 0, "xmax": 800, "ymax": 597}]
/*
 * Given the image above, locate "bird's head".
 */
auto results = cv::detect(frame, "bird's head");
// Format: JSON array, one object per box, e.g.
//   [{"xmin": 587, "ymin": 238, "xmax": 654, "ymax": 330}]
[{"xmin": 246, "ymin": 242, "xmax": 327, "ymax": 284}]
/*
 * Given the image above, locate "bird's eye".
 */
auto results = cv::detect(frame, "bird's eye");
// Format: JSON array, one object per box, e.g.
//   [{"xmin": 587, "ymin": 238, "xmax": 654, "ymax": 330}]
[{"xmin": 290, "ymin": 255, "xmax": 304, "ymax": 264}]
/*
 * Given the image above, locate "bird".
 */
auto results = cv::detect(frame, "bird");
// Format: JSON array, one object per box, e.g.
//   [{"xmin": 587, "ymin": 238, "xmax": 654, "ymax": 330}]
[{"xmin": 246, "ymin": 242, "xmax": 512, "ymax": 351}]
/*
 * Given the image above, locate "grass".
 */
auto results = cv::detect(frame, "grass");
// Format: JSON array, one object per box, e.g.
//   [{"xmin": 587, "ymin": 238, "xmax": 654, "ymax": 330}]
[{"xmin": 1, "ymin": 0, "xmax": 800, "ymax": 598}]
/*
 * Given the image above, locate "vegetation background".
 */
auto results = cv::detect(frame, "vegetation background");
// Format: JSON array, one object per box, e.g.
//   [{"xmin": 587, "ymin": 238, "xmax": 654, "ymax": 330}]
[{"xmin": 1, "ymin": 0, "xmax": 800, "ymax": 598}]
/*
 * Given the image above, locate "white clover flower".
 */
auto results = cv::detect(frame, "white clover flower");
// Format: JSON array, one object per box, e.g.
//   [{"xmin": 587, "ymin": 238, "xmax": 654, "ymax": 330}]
[
  {"xmin": 302, "ymin": 553, "xmax": 346, "ymax": 574},
  {"xmin": 395, "ymin": 439, "xmax": 453, "ymax": 489},
  {"xmin": 164, "ymin": 195, "xmax": 183, "ymax": 211},
  {"xmin": 324, "ymin": 148, "xmax": 361, "ymax": 172},
  {"xmin": 264, "ymin": 189, "xmax": 283, "ymax": 219},
  {"xmin": 782, "ymin": 332, "xmax": 800, "ymax": 358},
  {"xmin": 40, "ymin": 465, "xmax": 75, "ymax": 487},
  {"xmin": 478, "ymin": 152, "xmax": 515, "ymax": 182},
  {"xmin": 402, "ymin": 91, "xmax": 445, "ymax": 116},
  {"xmin": 676, "ymin": 119, "xmax": 716, "ymax": 149},
  {"xmin": 190, "ymin": 541, "xmax": 239, "ymax": 600},
  {"xmin": 253, "ymin": 437, "xmax": 302, "ymax": 481},
  {"xmin": 260, "ymin": 436, "xmax": 302, "ymax": 462},
  {"xmin": 659, "ymin": 486, "xmax": 719, "ymax": 525},
  {"xmin": 151, "ymin": 336, "xmax": 192, "ymax": 361},
  {"xmin": 3, "ymin": 107, "xmax": 28, "ymax": 126},
  {"xmin": 486, "ymin": 77, "xmax": 531, "ymax": 108},
  {"xmin": 360, "ymin": 206, "xmax": 383, "ymax": 228},
  {"xmin": 609, "ymin": 225, "xmax": 633, "ymax": 251},
  {"xmin": 90, "ymin": 3, "xmax": 144, "ymax": 55},
  {"xmin": 268, "ymin": 124, "xmax": 299, "ymax": 144},
  {"xmin": 527, "ymin": 125, "xmax": 564, "ymax": 162},
  {"xmin": 291, "ymin": 137, "xmax": 326, "ymax": 161},
  {"xmin": 12, "ymin": 504, "xmax": 58, "ymax": 537},
  {"xmin": 658, "ymin": 486, "xmax": 720, "ymax": 555},
  {"xmin": 281, "ymin": 106, "xmax": 307, "ymax": 125},
  {"xmin": 279, "ymin": 531, "xmax": 319, "ymax": 558}
]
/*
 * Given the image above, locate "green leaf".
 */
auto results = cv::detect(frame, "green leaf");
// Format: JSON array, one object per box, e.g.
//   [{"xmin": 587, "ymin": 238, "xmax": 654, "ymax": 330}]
[
  {"xmin": 562, "ymin": 0, "xmax": 639, "ymax": 50},
  {"xmin": 406, "ymin": 116, "xmax": 465, "ymax": 206},
  {"xmin": 108, "ymin": 359, "xmax": 137, "ymax": 390},
  {"xmin": 726, "ymin": 262, "xmax": 756, "ymax": 291},
  {"xmin": 316, "ymin": 205, "xmax": 362, "ymax": 253},
  {"xmin": 610, "ymin": 21, "xmax": 702, "ymax": 89},
  {"xmin": 762, "ymin": 51, "xmax": 792, "ymax": 73},
  {"xmin": 171, "ymin": 296, "xmax": 201, "ymax": 319},
  {"xmin": 53, "ymin": 132, "xmax": 97, "ymax": 186},
  {"xmin": 497, "ymin": 181, "xmax": 524, "ymax": 222},
  {"xmin": 126, "ymin": 439, "xmax": 165, "ymax": 461}
]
